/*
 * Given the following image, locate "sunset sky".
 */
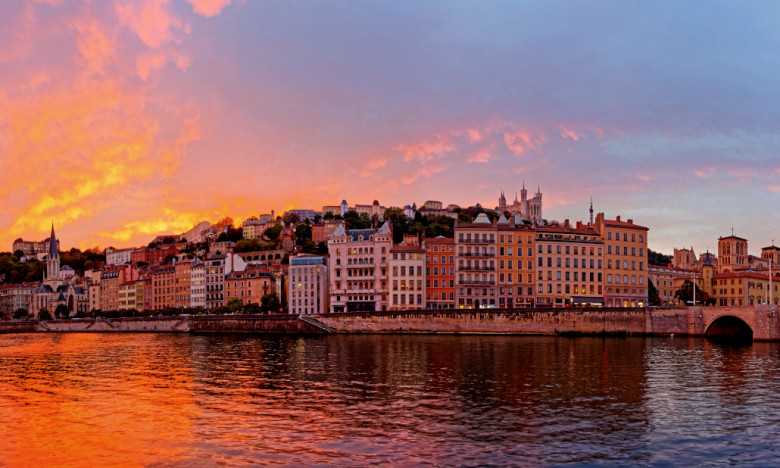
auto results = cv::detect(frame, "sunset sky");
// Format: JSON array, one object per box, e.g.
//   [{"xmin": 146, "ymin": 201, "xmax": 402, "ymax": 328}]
[{"xmin": 1, "ymin": 0, "xmax": 779, "ymax": 255}]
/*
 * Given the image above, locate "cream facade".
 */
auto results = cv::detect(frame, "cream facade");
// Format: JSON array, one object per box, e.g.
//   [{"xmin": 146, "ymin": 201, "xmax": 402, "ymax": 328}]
[{"xmin": 388, "ymin": 245, "xmax": 426, "ymax": 310}]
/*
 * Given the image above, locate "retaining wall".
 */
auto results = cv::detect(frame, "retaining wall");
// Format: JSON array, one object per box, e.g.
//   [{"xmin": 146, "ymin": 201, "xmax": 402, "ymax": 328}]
[{"xmin": 314, "ymin": 308, "xmax": 690, "ymax": 336}]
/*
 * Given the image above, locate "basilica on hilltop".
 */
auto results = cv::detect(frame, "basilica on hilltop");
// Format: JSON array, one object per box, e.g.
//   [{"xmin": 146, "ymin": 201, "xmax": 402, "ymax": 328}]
[{"xmin": 497, "ymin": 183, "xmax": 543, "ymax": 225}]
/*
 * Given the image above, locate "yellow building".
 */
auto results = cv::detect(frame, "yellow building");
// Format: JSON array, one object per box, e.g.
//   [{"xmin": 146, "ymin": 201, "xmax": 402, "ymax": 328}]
[
  {"xmin": 535, "ymin": 221, "xmax": 604, "ymax": 307},
  {"xmin": 596, "ymin": 213, "xmax": 649, "ymax": 308},
  {"xmin": 388, "ymin": 244, "xmax": 426, "ymax": 310},
  {"xmin": 496, "ymin": 215, "xmax": 535, "ymax": 308}
]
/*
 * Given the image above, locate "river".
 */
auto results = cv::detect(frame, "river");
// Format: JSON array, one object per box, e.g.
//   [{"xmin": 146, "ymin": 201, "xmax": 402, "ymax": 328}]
[{"xmin": 1, "ymin": 333, "xmax": 779, "ymax": 466}]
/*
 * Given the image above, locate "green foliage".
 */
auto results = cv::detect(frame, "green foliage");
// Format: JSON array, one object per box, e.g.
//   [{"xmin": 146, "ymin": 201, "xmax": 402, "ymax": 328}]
[
  {"xmin": 38, "ymin": 308, "xmax": 52, "ymax": 321},
  {"xmin": 55, "ymin": 304, "xmax": 70, "ymax": 319},
  {"xmin": 13, "ymin": 250, "xmax": 24, "ymax": 258},
  {"xmin": 226, "ymin": 297, "xmax": 244, "ymax": 313},
  {"xmin": 648, "ymin": 280, "xmax": 661, "ymax": 306},
  {"xmin": 0, "ymin": 254, "xmax": 45, "ymax": 284},
  {"xmin": 242, "ymin": 302, "xmax": 262, "ymax": 315},
  {"xmin": 295, "ymin": 223, "xmax": 312, "ymax": 245},
  {"xmin": 344, "ymin": 210, "xmax": 371, "ymax": 230},
  {"xmin": 263, "ymin": 224, "xmax": 283, "ymax": 241},
  {"xmin": 674, "ymin": 279, "xmax": 714, "ymax": 306},
  {"xmin": 12, "ymin": 308, "xmax": 28, "ymax": 319},
  {"xmin": 260, "ymin": 293, "xmax": 282, "ymax": 313},
  {"xmin": 648, "ymin": 249, "xmax": 673, "ymax": 266},
  {"xmin": 216, "ymin": 227, "xmax": 243, "ymax": 242},
  {"xmin": 283, "ymin": 212, "xmax": 300, "ymax": 225}
]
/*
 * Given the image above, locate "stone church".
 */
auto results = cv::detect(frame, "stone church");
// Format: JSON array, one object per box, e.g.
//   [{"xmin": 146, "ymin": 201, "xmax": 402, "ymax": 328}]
[
  {"xmin": 30, "ymin": 224, "xmax": 88, "ymax": 318},
  {"xmin": 497, "ymin": 183, "xmax": 543, "ymax": 225}
]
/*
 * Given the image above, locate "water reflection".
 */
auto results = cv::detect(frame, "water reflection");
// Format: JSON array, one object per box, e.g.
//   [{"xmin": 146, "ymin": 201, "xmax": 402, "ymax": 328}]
[{"xmin": 0, "ymin": 334, "xmax": 779, "ymax": 466}]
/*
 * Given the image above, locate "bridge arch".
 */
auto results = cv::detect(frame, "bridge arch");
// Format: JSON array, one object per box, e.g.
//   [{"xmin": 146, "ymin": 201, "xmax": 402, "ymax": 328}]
[{"xmin": 705, "ymin": 315, "xmax": 753, "ymax": 342}]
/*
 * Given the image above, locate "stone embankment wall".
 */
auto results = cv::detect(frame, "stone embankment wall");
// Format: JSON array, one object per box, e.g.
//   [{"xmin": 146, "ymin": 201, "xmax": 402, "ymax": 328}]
[
  {"xmin": 3, "ymin": 307, "xmax": 778, "ymax": 338},
  {"xmin": 314, "ymin": 308, "xmax": 691, "ymax": 336},
  {"xmin": 0, "ymin": 321, "xmax": 40, "ymax": 334},
  {"xmin": 189, "ymin": 315, "xmax": 325, "ymax": 334},
  {"xmin": 0, "ymin": 315, "xmax": 323, "ymax": 334}
]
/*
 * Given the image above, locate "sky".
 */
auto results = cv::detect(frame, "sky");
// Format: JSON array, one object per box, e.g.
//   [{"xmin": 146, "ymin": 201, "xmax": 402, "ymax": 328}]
[{"xmin": 1, "ymin": 0, "xmax": 779, "ymax": 255}]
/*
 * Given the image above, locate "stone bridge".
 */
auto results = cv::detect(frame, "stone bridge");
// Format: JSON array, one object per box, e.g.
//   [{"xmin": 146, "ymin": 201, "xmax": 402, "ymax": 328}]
[{"xmin": 690, "ymin": 305, "xmax": 780, "ymax": 341}]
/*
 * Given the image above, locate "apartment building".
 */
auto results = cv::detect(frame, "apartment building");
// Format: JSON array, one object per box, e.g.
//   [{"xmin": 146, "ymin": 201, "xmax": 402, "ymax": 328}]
[
  {"xmin": 289, "ymin": 255, "xmax": 329, "ymax": 315},
  {"xmin": 388, "ymin": 244, "xmax": 426, "ymax": 310},
  {"xmin": 327, "ymin": 222, "xmax": 393, "ymax": 312},
  {"xmin": 535, "ymin": 221, "xmax": 604, "ymax": 307},
  {"xmin": 595, "ymin": 213, "xmax": 649, "ymax": 307},
  {"xmin": 424, "ymin": 236, "xmax": 454, "ymax": 309},
  {"xmin": 455, "ymin": 213, "xmax": 498, "ymax": 308}
]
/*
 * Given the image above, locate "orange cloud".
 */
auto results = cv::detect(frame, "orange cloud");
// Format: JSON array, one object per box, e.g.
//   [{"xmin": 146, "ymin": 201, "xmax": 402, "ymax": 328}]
[{"xmin": 115, "ymin": 0, "xmax": 185, "ymax": 49}]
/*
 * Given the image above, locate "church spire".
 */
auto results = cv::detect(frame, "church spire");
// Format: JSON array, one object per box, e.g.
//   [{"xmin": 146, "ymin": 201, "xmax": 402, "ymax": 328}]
[{"xmin": 49, "ymin": 222, "xmax": 58, "ymax": 259}]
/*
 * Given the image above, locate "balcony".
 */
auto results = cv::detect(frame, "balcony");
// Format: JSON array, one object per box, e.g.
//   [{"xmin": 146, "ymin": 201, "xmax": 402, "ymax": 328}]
[
  {"xmin": 459, "ymin": 265, "xmax": 495, "ymax": 271},
  {"xmin": 460, "ymin": 251, "xmax": 494, "ymax": 258},
  {"xmin": 459, "ymin": 280, "xmax": 496, "ymax": 286},
  {"xmin": 459, "ymin": 238, "xmax": 495, "ymax": 245}
]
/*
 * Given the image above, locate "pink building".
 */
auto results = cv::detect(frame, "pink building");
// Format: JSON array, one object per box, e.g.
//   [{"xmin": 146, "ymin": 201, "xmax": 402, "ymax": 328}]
[{"xmin": 327, "ymin": 222, "xmax": 393, "ymax": 313}]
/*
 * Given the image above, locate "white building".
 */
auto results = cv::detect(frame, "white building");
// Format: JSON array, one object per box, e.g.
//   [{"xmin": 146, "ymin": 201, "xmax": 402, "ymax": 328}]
[
  {"xmin": 105, "ymin": 247, "xmax": 134, "ymax": 265},
  {"xmin": 327, "ymin": 222, "xmax": 393, "ymax": 313},
  {"xmin": 388, "ymin": 244, "xmax": 426, "ymax": 310},
  {"xmin": 288, "ymin": 255, "xmax": 329, "ymax": 315},
  {"xmin": 190, "ymin": 259, "xmax": 206, "ymax": 309}
]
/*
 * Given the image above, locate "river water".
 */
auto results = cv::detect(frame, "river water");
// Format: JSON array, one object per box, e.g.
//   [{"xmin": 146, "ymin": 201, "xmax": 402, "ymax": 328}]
[{"xmin": 1, "ymin": 334, "xmax": 779, "ymax": 466}]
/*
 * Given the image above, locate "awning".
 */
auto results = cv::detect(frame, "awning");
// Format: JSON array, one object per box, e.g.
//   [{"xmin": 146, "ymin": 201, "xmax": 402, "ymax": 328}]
[{"xmin": 571, "ymin": 296, "xmax": 604, "ymax": 304}]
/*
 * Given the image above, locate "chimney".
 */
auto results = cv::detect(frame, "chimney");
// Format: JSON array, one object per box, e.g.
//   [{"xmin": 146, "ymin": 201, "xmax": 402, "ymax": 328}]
[
  {"xmin": 564, "ymin": 219, "xmax": 570, "ymax": 229},
  {"xmin": 576, "ymin": 221, "xmax": 582, "ymax": 229},
  {"xmin": 627, "ymin": 219, "xmax": 633, "ymax": 224},
  {"xmin": 616, "ymin": 215, "xmax": 621, "ymax": 222}
]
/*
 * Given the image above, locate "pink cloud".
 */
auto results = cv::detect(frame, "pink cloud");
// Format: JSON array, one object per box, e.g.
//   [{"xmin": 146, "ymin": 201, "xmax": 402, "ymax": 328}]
[
  {"xmin": 115, "ymin": 0, "xmax": 184, "ymax": 49},
  {"xmin": 360, "ymin": 156, "xmax": 388, "ymax": 178},
  {"xmin": 467, "ymin": 149, "xmax": 491, "ymax": 163},
  {"xmin": 401, "ymin": 163, "xmax": 448, "ymax": 185},
  {"xmin": 556, "ymin": 124, "xmax": 605, "ymax": 141},
  {"xmin": 186, "ymin": 0, "xmax": 233, "ymax": 17},
  {"xmin": 502, "ymin": 127, "xmax": 546, "ymax": 155},
  {"xmin": 395, "ymin": 135, "xmax": 455, "ymax": 162}
]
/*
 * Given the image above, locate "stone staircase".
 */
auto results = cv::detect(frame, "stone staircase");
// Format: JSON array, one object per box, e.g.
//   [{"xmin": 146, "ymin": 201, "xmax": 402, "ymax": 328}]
[{"xmin": 298, "ymin": 315, "xmax": 339, "ymax": 333}]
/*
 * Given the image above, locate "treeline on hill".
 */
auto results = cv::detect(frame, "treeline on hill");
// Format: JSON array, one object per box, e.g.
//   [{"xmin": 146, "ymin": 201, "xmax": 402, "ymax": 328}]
[
  {"xmin": 0, "ymin": 248, "xmax": 106, "ymax": 284},
  {"xmin": 648, "ymin": 249, "xmax": 672, "ymax": 266},
  {"xmin": 79, "ymin": 294, "xmax": 284, "ymax": 319}
]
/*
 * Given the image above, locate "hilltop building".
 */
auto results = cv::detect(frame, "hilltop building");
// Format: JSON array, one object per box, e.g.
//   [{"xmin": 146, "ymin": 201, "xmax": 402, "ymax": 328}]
[{"xmin": 497, "ymin": 183, "xmax": 543, "ymax": 224}]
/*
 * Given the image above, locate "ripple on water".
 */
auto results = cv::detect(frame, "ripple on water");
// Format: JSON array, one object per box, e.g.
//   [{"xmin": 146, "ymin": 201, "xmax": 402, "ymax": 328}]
[{"xmin": 1, "ymin": 334, "xmax": 780, "ymax": 466}]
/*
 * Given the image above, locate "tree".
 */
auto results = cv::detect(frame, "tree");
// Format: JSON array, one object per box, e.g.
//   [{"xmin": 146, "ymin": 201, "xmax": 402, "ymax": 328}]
[
  {"xmin": 295, "ymin": 223, "xmax": 312, "ymax": 245},
  {"xmin": 243, "ymin": 302, "xmax": 262, "ymax": 315},
  {"xmin": 12, "ymin": 308, "xmax": 28, "ymax": 320},
  {"xmin": 383, "ymin": 207, "xmax": 411, "ymax": 243},
  {"xmin": 648, "ymin": 249, "xmax": 673, "ymax": 267},
  {"xmin": 38, "ymin": 308, "xmax": 52, "ymax": 321},
  {"xmin": 214, "ymin": 217, "xmax": 234, "ymax": 231},
  {"xmin": 283, "ymin": 212, "xmax": 300, "ymax": 226},
  {"xmin": 55, "ymin": 304, "xmax": 70, "ymax": 319},
  {"xmin": 648, "ymin": 280, "xmax": 661, "ymax": 306},
  {"xmin": 674, "ymin": 279, "xmax": 713, "ymax": 306},
  {"xmin": 226, "ymin": 297, "xmax": 244, "ymax": 314},
  {"xmin": 260, "ymin": 293, "xmax": 282, "ymax": 313},
  {"xmin": 263, "ymin": 224, "xmax": 283, "ymax": 241},
  {"xmin": 313, "ymin": 214, "xmax": 322, "ymax": 224},
  {"xmin": 13, "ymin": 250, "xmax": 24, "ymax": 258}
]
